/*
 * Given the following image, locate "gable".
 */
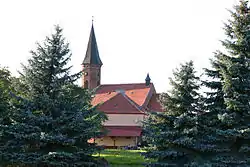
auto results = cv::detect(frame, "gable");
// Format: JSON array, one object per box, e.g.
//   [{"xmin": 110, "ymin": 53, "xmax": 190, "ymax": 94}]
[
  {"xmin": 93, "ymin": 83, "xmax": 152, "ymax": 107},
  {"xmin": 97, "ymin": 93, "xmax": 142, "ymax": 114}
]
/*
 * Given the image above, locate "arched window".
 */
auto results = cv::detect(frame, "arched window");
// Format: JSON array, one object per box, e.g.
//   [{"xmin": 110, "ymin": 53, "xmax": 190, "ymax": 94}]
[{"xmin": 84, "ymin": 80, "xmax": 89, "ymax": 89}]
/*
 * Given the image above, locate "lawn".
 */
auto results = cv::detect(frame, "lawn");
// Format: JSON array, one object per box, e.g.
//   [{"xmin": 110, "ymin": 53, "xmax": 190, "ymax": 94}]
[{"xmin": 94, "ymin": 149, "xmax": 154, "ymax": 167}]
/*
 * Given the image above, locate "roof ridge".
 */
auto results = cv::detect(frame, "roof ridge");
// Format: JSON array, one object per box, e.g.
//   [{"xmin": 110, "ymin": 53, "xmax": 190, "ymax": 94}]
[
  {"xmin": 100, "ymin": 83, "xmax": 153, "ymax": 86},
  {"xmin": 104, "ymin": 125, "xmax": 141, "ymax": 128}
]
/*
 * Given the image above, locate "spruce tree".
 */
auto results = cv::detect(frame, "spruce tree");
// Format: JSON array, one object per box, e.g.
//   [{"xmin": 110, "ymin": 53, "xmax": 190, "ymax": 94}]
[
  {"xmin": 198, "ymin": 55, "xmax": 230, "ymax": 166},
  {"xmin": 207, "ymin": 0, "xmax": 250, "ymax": 165},
  {"xmin": 143, "ymin": 61, "xmax": 203, "ymax": 166},
  {"xmin": 0, "ymin": 67, "xmax": 11, "ymax": 114},
  {"xmin": 202, "ymin": 55, "xmax": 226, "ymax": 113},
  {"xmin": 0, "ymin": 67, "xmax": 41, "ymax": 166},
  {"xmin": 1, "ymin": 25, "xmax": 107, "ymax": 166},
  {"xmin": 20, "ymin": 25, "xmax": 80, "ymax": 102},
  {"xmin": 0, "ymin": 96, "xmax": 43, "ymax": 166},
  {"xmin": 36, "ymin": 84, "xmax": 106, "ymax": 166}
]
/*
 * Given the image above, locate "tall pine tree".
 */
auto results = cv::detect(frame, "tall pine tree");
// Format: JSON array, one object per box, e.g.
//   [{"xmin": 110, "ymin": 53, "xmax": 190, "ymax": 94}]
[
  {"xmin": 1, "ymin": 25, "xmax": 107, "ymax": 166},
  {"xmin": 0, "ymin": 67, "xmax": 11, "ymax": 115},
  {"xmin": 209, "ymin": 0, "xmax": 250, "ymax": 165},
  {"xmin": 202, "ymin": 54, "xmax": 226, "ymax": 113},
  {"xmin": 20, "ymin": 25, "xmax": 80, "ymax": 103},
  {"xmin": 0, "ymin": 67, "xmax": 42, "ymax": 166},
  {"xmin": 143, "ymin": 61, "xmax": 204, "ymax": 166}
]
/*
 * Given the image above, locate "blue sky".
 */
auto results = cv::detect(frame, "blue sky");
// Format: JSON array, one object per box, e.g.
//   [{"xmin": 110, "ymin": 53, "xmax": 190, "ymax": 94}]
[{"xmin": 0, "ymin": 0, "xmax": 237, "ymax": 92}]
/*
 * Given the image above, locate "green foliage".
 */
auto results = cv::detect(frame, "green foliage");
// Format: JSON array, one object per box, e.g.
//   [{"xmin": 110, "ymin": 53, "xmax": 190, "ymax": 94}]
[
  {"xmin": 20, "ymin": 25, "xmax": 80, "ymax": 101},
  {"xmin": 0, "ymin": 99, "xmax": 43, "ymax": 166},
  {"xmin": 0, "ymin": 25, "xmax": 107, "ymax": 166},
  {"xmin": 144, "ymin": 1, "xmax": 250, "ymax": 166},
  {"xmin": 160, "ymin": 61, "xmax": 201, "ymax": 115},
  {"xmin": 202, "ymin": 54, "xmax": 226, "ymax": 113},
  {"xmin": 216, "ymin": 0, "xmax": 250, "ymax": 165},
  {"xmin": 143, "ymin": 61, "xmax": 205, "ymax": 166},
  {"xmin": 200, "ymin": 0, "xmax": 250, "ymax": 166},
  {"xmin": 0, "ymin": 66, "xmax": 11, "ymax": 114}
]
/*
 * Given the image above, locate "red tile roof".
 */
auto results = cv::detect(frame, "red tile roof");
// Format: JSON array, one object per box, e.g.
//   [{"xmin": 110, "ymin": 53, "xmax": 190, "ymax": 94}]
[
  {"xmin": 91, "ymin": 83, "xmax": 163, "ymax": 114},
  {"xmin": 92, "ymin": 91, "xmax": 118, "ymax": 106},
  {"xmin": 147, "ymin": 94, "xmax": 163, "ymax": 112},
  {"xmin": 96, "ymin": 93, "xmax": 141, "ymax": 114},
  {"xmin": 93, "ymin": 83, "xmax": 152, "ymax": 105},
  {"xmin": 104, "ymin": 126, "xmax": 142, "ymax": 137},
  {"xmin": 92, "ymin": 83, "xmax": 154, "ymax": 113}
]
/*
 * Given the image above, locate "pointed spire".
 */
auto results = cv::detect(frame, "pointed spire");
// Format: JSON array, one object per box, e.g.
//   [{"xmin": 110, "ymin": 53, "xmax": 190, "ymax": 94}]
[
  {"xmin": 82, "ymin": 20, "xmax": 103, "ymax": 66},
  {"xmin": 145, "ymin": 73, "xmax": 151, "ymax": 86}
]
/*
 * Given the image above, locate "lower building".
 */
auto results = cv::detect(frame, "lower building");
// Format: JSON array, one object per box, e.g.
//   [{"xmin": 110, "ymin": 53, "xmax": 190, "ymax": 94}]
[{"xmin": 91, "ymin": 82, "xmax": 162, "ymax": 148}]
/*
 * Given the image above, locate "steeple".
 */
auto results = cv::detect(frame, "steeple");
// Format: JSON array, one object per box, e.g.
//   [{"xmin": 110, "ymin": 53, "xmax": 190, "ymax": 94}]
[
  {"xmin": 82, "ymin": 21, "xmax": 102, "ymax": 89},
  {"xmin": 145, "ymin": 73, "xmax": 151, "ymax": 86},
  {"xmin": 82, "ymin": 22, "xmax": 102, "ymax": 66}
]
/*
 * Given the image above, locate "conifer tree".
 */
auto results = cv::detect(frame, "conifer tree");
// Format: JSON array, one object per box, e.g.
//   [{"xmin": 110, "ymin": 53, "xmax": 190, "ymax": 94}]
[
  {"xmin": 1, "ymin": 25, "xmax": 107, "ymax": 166},
  {"xmin": 0, "ymin": 67, "xmax": 11, "ymax": 114},
  {"xmin": 206, "ymin": 0, "xmax": 250, "ymax": 165},
  {"xmin": 20, "ymin": 25, "xmax": 80, "ymax": 102},
  {"xmin": 0, "ymin": 96, "xmax": 43, "ymax": 166},
  {"xmin": 143, "ymin": 61, "xmax": 203, "ymax": 166},
  {"xmin": 202, "ymin": 55, "xmax": 226, "ymax": 113},
  {"xmin": 0, "ymin": 67, "xmax": 41, "ymax": 166}
]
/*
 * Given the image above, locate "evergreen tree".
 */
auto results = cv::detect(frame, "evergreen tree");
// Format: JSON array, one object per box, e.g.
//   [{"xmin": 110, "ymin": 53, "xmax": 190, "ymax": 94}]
[
  {"xmin": 36, "ymin": 85, "xmax": 106, "ymax": 166},
  {"xmin": 0, "ymin": 95, "xmax": 43, "ymax": 166},
  {"xmin": 198, "ymin": 55, "xmax": 231, "ymax": 166},
  {"xmin": 0, "ymin": 25, "xmax": 107, "ymax": 166},
  {"xmin": 143, "ymin": 61, "xmax": 204, "ymax": 166},
  {"xmin": 0, "ymin": 67, "xmax": 41, "ymax": 166},
  {"xmin": 206, "ymin": 0, "xmax": 250, "ymax": 165},
  {"xmin": 202, "ymin": 54, "xmax": 226, "ymax": 113},
  {"xmin": 20, "ymin": 25, "xmax": 80, "ymax": 102},
  {"xmin": 0, "ymin": 66, "xmax": 11, "ymax": 115}
]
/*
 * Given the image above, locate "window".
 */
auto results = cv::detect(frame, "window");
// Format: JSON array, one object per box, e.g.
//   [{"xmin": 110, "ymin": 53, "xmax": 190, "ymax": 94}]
[{"xmin": 84, "ymin": 80, "xmax": 89, "ymax": 88}]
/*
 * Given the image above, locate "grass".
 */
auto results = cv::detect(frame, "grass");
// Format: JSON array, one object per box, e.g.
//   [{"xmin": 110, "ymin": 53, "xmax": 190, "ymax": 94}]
[{"xmin": 94, "ymin": 149, "xmax": 154, "ymax": 167}]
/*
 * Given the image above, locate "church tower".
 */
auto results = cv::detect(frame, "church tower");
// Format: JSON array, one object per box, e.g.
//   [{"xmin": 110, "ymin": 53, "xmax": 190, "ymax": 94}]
[{"xmin": 82, "ymin": 23, "xmax": 103, "ymax": 89}]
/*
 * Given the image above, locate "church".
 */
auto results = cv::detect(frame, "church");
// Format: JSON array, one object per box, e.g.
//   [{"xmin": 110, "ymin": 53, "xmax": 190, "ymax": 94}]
[{"xmin": 82, "ymin": 23, "xmax": 163, "ymax": 148}]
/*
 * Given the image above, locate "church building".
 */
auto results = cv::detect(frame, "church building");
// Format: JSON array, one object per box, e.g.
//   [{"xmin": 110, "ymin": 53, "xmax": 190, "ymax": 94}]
[{"xmin": 82, "ymin": 23, "xmax": 163, "ymax": 148}]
